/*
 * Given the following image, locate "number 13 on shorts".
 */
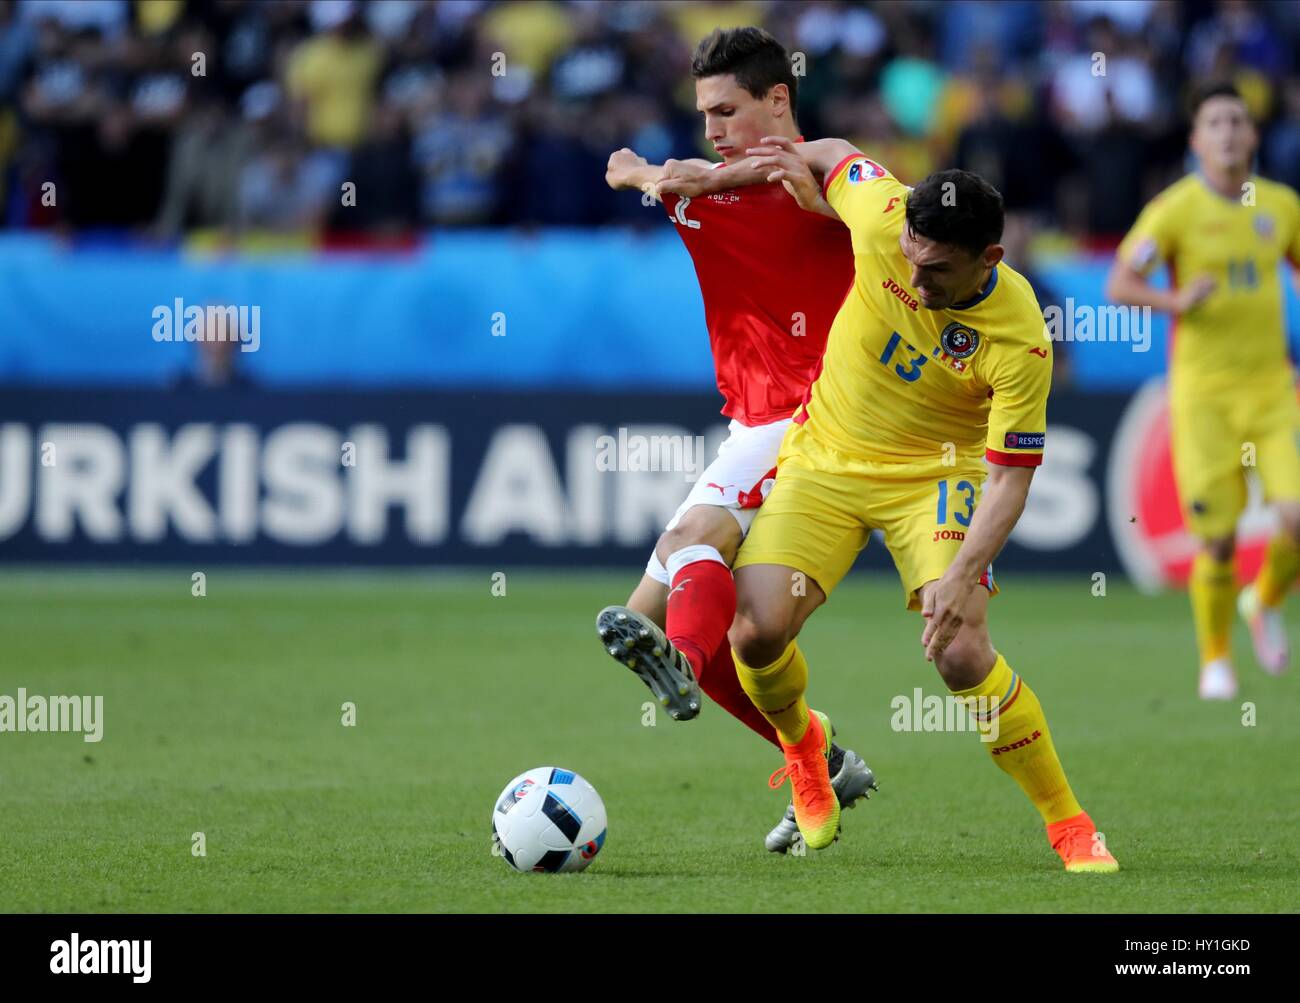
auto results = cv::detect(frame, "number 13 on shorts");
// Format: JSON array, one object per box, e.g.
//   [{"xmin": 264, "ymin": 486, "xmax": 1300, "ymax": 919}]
[{"xmin": 936, "ymin": 479, "xmax": 977, "ymax": 527}]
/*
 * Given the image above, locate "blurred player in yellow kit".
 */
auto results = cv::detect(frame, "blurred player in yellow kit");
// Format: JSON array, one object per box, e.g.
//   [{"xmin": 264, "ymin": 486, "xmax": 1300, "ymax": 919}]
[
  {"xmin": 1108, "ymin": 82, "xmax": 1300, "ymax": 700},
  {"xmin": 660, "ymin": 140, "xmax": 1120, "ymax": 872}
]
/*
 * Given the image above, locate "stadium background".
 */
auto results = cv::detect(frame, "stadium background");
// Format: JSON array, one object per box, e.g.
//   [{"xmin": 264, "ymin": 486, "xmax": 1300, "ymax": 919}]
[
  {"xmin": 0, "ymin": 0, "xmax": 1294, "ymax": 587},
  {"xmin": 0, "ymin": 0, "xmax": 1296, "ymax": 588},
  {"xmin": 1, "ymin": 0, "xmax": 1300, "ymax": 917}
]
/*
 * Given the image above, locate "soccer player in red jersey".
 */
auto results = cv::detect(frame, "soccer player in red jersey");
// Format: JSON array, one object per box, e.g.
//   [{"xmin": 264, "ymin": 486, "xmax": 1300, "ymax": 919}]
[{"xmin": 599, "ymin": 28, "xmax": 876, "ymax": 851}]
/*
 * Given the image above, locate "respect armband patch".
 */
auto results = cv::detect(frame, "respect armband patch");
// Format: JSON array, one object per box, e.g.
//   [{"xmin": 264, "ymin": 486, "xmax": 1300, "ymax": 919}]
[{"xmin": 1003, "ymin": 432, "xmax": 1045, "ymax": 450}]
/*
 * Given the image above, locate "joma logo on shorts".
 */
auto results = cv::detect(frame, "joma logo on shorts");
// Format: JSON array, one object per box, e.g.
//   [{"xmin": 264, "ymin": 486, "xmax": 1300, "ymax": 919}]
[
  {"xmin": 990, "ymin": 729, "xmax": 1041, "ymax": 756},
  {"xmin": 933, "ymin": 529, "xmax": 966, "ymax": 542},
  {"xmin": 881, "ymin": 277, "xmax": 919, "ymax": 312}
]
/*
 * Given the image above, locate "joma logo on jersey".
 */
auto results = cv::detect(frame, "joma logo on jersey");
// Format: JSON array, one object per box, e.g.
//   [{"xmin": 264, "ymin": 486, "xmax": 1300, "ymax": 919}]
[
  {"xmin": 881, "ymin": 277, "xmax": 918, "ymax": 311},
  {"xmin": 1004, "ymin": 432, "xmax": 1045, "ymax": 449},
  {"xmin": 933, "ymin": 529, "xmax": 966, "ymax": 542},
  {"xmin": 847, "ymin": 158, "xmax": 886, "ymax": 183}
]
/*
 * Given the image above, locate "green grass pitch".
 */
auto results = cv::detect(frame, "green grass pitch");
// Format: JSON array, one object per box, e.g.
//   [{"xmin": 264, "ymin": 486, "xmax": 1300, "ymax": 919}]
[{"xmin": 1, "ymin": 567, "xmax": 1296, "ymax": 913}]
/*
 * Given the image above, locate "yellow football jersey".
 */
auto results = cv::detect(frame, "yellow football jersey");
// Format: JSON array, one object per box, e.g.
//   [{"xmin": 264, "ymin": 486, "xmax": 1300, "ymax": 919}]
[
  {"xmin": 793, "ymin": 155, "xmax": 1052, "ymax": 469},
  {"xmin": 1116, "ymin": 173, "xmax": 1300, "ymax": 397}
]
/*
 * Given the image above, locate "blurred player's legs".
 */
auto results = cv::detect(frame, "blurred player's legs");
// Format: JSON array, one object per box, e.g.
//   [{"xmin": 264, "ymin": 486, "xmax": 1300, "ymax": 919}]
[
  {"xmin": 1238, "ymin": 406, "xmax": 1300, "ymax": 676},
  {"xmin": 1172, "ymin": 393, "xmax": 1244, "ymax": 697},
  {"xmin": 1174, "ymin": 390, "xmax": 1300, "ymax": 697},
  {"xmin": 1190, "ymin": 538, "xmax": 1240, "ymax": 699},
  {"xmin": 1240, "ymin": 499, "xmax": 1300, "ymax": 674}
]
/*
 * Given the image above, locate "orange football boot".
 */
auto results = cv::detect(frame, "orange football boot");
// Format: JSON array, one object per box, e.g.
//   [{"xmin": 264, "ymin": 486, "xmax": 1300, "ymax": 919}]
[
  {"xmin": 768, "ymin": 710, "xmax": 840, "ymax": 849},
  {"xmin": 1047, "ymin": 810, "xmax": 1120, "ymax": 873}
]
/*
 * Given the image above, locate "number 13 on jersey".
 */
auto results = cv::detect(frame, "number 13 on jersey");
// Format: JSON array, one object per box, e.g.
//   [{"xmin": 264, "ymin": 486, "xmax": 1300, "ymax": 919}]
[{"xmin": 937, "ymin": 479, "xmax": 977, "ymax": 526}]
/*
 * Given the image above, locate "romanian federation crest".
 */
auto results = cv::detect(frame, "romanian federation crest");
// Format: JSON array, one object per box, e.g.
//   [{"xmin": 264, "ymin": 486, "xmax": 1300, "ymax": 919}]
[{"xmin": 939, "ymin": 322, "xmax": 980, "ymax": 359}]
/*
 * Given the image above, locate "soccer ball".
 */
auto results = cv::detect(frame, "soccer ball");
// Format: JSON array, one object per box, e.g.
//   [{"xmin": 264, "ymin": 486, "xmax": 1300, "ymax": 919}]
[{"xmin": 491, "ymin": 767, "xmax": 607, "ymax": 873}]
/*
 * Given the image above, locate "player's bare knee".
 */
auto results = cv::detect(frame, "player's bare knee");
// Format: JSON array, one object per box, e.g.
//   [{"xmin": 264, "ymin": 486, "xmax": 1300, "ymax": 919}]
[
  {"xmin": 655, "ymin": 511, "xmax": 741, "ymax": 567},
  {"xmin": 658, "ymin": 523, "xmax": 708, "ymax": 560},
  {"xmin": 729, "ymin": 611, "xmax": 791, "ymax": 669},
  {"xmin": 934, "ymin": 630, "xmax": 995, "ymax": 691}
]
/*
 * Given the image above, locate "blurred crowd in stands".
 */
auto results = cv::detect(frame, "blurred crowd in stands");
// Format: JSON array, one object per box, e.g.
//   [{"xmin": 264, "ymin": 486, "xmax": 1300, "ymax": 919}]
[{"xmin": 1, "ymin": 0, "xmax": 1299, "ymax": 243}]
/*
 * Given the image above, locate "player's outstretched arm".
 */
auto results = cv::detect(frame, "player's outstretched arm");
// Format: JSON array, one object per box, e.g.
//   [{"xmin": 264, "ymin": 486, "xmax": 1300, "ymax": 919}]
[
  {"xmin": 765, "ymin": 136, "xmax": 862, "ymax": 183},
  {"xmin": 606, "ymin": 148, "xmax": 713, "ymax": 202},
  {"xmin": 1105, "ymin": 258, "xmax": 1215, "ymax": 317},
  {"xmin": 655, "ymin": 137, "xmax": 863, "ymax": 220},
  {"xmin": 920, "ymin": 463, "xmax": 1034, "ymax": 661}
]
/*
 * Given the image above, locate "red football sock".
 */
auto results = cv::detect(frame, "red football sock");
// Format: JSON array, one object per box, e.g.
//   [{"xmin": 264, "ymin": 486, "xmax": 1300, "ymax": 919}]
[
  {"xmin": 667, "ymin": 553, "xmax": 779, "ymax": 748},
  {"xmin": 697, "ymin": 641, "xmax": 780, "ymax": 748}
]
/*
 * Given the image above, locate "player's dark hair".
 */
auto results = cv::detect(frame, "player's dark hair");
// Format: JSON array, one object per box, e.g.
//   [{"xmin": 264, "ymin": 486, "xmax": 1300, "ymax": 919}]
[
  {"xmin": 1188, "ymin": 80, "xmax": 1246, "ymax": 120},
  {"xmin": 691, "ymin": 27, "xmax": 798, "ymax": 114},
  {"xmin": 904, "ymin": 169, "xmax": 1005, "ymax": 257}
]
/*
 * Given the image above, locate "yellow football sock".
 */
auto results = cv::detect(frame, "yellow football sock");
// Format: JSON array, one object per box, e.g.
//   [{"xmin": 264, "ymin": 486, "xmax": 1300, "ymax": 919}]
[
  {"xmin": 952, "ymin": 654, "xmax": 1082, "ymax": 825},
  {"xmin": 733, "ymin": 640, "xmax": 810, "ymax": 746},
  {"xmin": 1256, "ymin": 533, "xmax": 1300, "ymax": 608},
  {"xmin": 1190, "ymin": 551, "xmax": 1236, "ymax": 664}
]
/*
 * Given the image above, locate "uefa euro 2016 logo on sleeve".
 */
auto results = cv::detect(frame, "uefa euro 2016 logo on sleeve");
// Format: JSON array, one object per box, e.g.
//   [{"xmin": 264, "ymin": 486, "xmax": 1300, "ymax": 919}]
[{"xmin": 847, "ymin": 158, "xmax": 886, "ymax": 183}]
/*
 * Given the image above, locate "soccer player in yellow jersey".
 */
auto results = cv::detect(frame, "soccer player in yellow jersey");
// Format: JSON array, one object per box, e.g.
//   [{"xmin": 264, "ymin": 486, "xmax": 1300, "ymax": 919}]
[
  {"xmin": 659, "ymin": 140, "xmax": 1120, "ymax": 871},
  {"xmin": 1107, "ymin": 82, "xmax": 1300, "ymax": 700}
]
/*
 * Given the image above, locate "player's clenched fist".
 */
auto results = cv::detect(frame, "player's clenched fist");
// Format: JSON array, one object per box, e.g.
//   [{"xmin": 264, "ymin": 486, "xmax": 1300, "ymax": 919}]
[{"xmin": 606, "ymin": 148, "xmax": 650, "ymax": 191}]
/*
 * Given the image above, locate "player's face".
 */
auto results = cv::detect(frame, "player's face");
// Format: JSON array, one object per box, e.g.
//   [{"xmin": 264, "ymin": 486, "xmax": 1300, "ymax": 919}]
[
  {"xmin": 1191, "ymin": 96, "xmax": 1256, "ymax": 174},
  {"xmin": 695, "ymin": 75, "xmax": 788, "ymax": 164},
  {"xmin": 899, "ymin": 226, "xmax": 1000, "ymax": 311}
]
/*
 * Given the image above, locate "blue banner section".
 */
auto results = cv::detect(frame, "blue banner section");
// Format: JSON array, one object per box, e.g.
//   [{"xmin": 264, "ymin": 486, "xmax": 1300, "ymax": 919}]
[
  {"xmin": 0, "ymin": 232, "xmax": 714, "ymax": 389},
  {"xmin": 0, "ymin": 387, "xmax": 1128, "ymax": 573},
  {"xmin": 2, "ymin": 234, "xmax": 1296, "ymax": 390}
]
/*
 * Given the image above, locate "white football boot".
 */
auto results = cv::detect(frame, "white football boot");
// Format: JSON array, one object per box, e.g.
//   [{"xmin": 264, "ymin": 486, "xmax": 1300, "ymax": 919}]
[
  {"xmin": 1237, "ymin": 583, "xmax": 1289, "ymax": 676},
  {"xmin": 1198, "ymin": 657, "xmax": 1239, "ymax": 700}
]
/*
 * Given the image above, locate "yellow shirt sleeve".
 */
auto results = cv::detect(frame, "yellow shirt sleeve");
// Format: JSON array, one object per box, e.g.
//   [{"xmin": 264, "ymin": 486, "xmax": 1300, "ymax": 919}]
[
  {"xmin": 983, "ymin": 328, "xmax": 1052, "ymax": 466},
  {"xmin": 824, "ymin": 154, "xmax": 910, "ymax": 235},
  {"xmin": 1116, "ymin": 194, "xmax": 1177, "ymax": 275}
]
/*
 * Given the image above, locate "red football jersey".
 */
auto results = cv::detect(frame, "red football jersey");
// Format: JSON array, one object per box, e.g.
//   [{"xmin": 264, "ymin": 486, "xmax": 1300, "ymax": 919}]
[{"xmin": 661, "ymin": 178, "xmax": 855, "ymax": 425}]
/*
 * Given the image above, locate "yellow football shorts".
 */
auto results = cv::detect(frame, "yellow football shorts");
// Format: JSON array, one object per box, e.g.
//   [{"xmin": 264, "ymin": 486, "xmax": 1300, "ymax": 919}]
[
  {"xmin": 1170, "ymin": 382, "xmax": 1300, "ymax": 540},
  {"xmin": 733, "ymin": 427, "xmax": 998, "ymax": 610}
]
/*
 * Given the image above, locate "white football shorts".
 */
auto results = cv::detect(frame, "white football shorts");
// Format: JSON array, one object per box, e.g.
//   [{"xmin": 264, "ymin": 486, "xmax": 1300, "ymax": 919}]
[{"xmin": 643, "ymin": 416, "xmax": 790, "ymax": 582}]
